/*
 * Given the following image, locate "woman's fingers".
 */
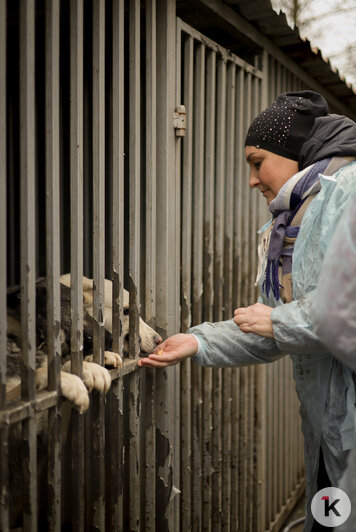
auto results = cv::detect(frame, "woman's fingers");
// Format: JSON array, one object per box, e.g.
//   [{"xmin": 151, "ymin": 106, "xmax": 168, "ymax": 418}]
[
  {"xmin": 232, "ymin": 303, "xmax": 274, "ymax": 338},
  {"xmin": 138, "ymin": 352, "xmax": 179, "ymax": 368}
]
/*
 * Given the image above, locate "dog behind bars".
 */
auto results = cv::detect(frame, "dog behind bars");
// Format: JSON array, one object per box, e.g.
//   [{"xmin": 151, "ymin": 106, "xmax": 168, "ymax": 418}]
[{"xmin": 6, "ymin": 274, "xmax": 161, "ymax": 528}]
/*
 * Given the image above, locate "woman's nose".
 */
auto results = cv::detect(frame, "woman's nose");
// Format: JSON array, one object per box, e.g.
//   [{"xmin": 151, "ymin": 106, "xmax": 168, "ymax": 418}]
[{"xmin": 249, "ymin": 173, "xmax": 260, "ymax": 188}]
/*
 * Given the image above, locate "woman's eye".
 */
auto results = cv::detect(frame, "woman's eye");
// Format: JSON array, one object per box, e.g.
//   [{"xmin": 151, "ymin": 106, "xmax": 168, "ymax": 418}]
[{"xmin": 254, "ymin": 161, "xmax": 261, "ymax": 170}]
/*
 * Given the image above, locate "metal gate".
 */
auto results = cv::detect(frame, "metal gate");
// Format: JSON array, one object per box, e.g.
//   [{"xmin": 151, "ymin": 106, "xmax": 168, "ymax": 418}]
[
  {"xmin": 175, "ymin": 18, "xmax": 305, "ymax": 531},
  {"xmin": 1, "ymin": 1, "xmax": 306, "ymax": 530}
]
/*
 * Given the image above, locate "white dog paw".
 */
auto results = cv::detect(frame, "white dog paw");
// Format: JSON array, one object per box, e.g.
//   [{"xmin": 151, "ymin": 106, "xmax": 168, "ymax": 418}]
[
  {"xmin": 35, "ymin": 367, "xmax": 49, "ymax": 391},
  {"xmin": 104, "ymin": 351, "xmax": 123, "ymax": 367},
  {"xmin": 60, "ymin": 372, "xmax": 90, "ymax": 413},
  {"xmin": 85, "ymin": 351, "xmax": 123, "ymax": 368},
  {"xmin": 82, "ymin": 361, "xmax": 111, "ymax": 394}
]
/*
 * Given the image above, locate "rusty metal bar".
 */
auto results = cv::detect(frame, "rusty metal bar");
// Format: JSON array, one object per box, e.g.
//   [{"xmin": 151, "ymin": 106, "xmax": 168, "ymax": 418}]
[
  {"xmin": 191, "ymin": 40, "xmax": 205, "ymax": 530},
  {"xmin": 109, "ymin": 0, "xmax": 125, "ymax": 528},
  {"xmin": 129, "ymin": 0, "xmax": 141, "ymax": 361},
  {"xmin": 223, "ymin": 62, "xmax": 236, "ymax": 320},
  {"xmin": 0, "ymin": 1, "xmax": 8, "ymax": 528},
  {"xmin": 105, "ymin": 378, "xmax": 124, "ymax": 531},
  {"xmin": 69, "ymin": 1, "xmax": 85, "ymax": 529},
  {"xmin": 222, "ymin": 368, "xmax": 232, "ymax": 531},
  {"xmin": 192, "ymin": 42, "xmax": 205, "ymax": 326},
  {"xmin": 221, "ymin": 63, "xmax": 236, "ymax": 532},
  {"xmin": 230, "ymin": 368, "xmax": 240, "ymax": 528},
  {"xmin": 203, "ymin": 48, "xmax": 216, "ymax": 324},
  {"xmin": 180, "ymin": 34, "xmax": 193, "ymax": 528},
  {"xmin": 91, "ymin": 1, "xmax": 106, "ymax": 529},
  {"xmin": 214, "ymin": 57, "xmax": 226, "ymax": 322},
  {"xmin": 144, "ymin": 1, "xmax": 157, "ymax": 529},
  {"xmin": 232, "ymin": 68, "xmax": 245, "ymax": 526},
  {"xmin": 92, "ymin": 0, "xmax": 105, "ymax": 365},
  {"xmin": 19, "ymin": 1, "xmax": 37, "ymax": 529},
  {"xmin": 181, "ymin": 34, "xmax": 194, "ymax": 333},
  {"xmin": 201, "ymin": 47, "xmax": 216, "ymax": 532},
  {"xmin": 248, "ymin": 366, "xmax": 256, "ymax": 531},
  {"xmin": 234, "ymin": 67, "xmax": 245, "ymax": 310},
  {"xmin": 239, "ymin": 367, "xmax": 248, "ymax": 531},
  {"xmin": 145, "ymin": 0, "xmax": 157, "ymax": 330},
  {"xmin": 128, "ymin": 2, "xmax": 141, "ymax": 530},
  {"xmin": 155, "ymin": 3, "xmax": 178, "ymax": 528},
  {"xmin": 45, "ymin": 1, "xmax": 62, "ymax": 529}
]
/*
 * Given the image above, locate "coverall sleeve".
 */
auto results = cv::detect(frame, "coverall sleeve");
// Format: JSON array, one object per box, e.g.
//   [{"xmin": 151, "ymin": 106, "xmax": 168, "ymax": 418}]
[
  {"xmin": 271, "ymin": 291, "xmax": 326, "ymax": 355},
  {"xmin": 188, "ymin": 319, "xmax": 284, "ymax": 367}
]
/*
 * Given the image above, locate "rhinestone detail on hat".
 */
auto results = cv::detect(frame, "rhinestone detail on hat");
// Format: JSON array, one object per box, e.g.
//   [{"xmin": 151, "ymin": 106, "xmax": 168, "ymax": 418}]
[{"xmin": 247, "ymin": 94, "xmax": 304, "ymax": 147}]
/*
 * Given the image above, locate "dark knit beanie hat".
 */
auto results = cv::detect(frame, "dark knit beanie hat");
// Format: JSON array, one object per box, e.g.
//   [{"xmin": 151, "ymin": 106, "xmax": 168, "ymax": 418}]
[{"xmin": 244, "ymin": 90, "xmax": 328, "ymax": 161}]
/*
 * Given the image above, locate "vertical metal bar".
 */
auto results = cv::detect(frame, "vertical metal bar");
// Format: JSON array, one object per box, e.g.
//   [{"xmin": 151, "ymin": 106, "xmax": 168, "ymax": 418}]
[
  {"xmin": 45, "ymin": 1, "xmax": 62, "ymax": 529},
  {"xmin": 180, "ymin": 32, "xmax": 194, "ymax": 531},
  {"xmin": 202, "ymin": 48, "xmax": 216, "ymax": 532},
  {"xmin": 214, "ymin": 57, "xmax": 226, "ymax": 322},
  {"xmin": 273, "ymin": 363, "xmax": 279, "ymax": 519},
  {"xmin": 192, "ymin": 43, "xmax": 204, "ymax": 326},
  {"xmin": 0, "ymin": 1, "xmax": 8, "ymax": 529},
  {"xmin": 278, "ymin": 362, "xmax": 283, "ymax": 516},
  {"xmin": 156, "ymin": 2, "xmax": 178, "ymax": 529},
  {"xmin": 222, "ymin": 368, "xmax": 232, "ymax": 532},
  {"xmin": 223, "ymin": 62, "xmax": 235, "ymax": 319},
  {"xmin": 242, "ymin": 73, "xmax": 252, "ymax": 307},
  {"xmin": 203, "ymin": 49, "xmax": 215, "ymax": 323},
  {"xmin": 239, "ymin": 366, "xmax": 248, "ymax": 531},
  {"xmin": 92, "ymin": 0, "xmax": 105, "ymax": 364},
  {"xmin": 106, "ymin": 379, "xmax": 124, "ymax": 532},
  {"xmin": 191, "ymin": 40, "xmax": 205, "ymax": 531},
  {"xmin": 181, "ymin": 34, "xmax": 194, "ymax": 333},
  {"xmin": 231, "ymin": 69, "xmax": 248, "ymax": 526},
  {"xmin": 248, "ymin": 366, "xmax": 256, "ymax": 531},
  {"xmin": 235, "ymin": 67, "xmax": 245, "ymax": 310},
  {"xmin": 128, "ymin": 3, "xmax": 141, "ymax": 530},
  {"xmin": 110, "ymin": 1, "xmax": 124, "ymax": 529},
  {"xmin": 70, "ymin": 1, "xmax": 85, "ymax": 529},
  {"xmin": 212, "ymin": 367, "xmax": 222, "ymax": 531},
  {"xmin": 230, "ymin": 367, "xmax": 240, "ymax": 528},
  {"xmin": 222, "ymin": 64, "xmax": 235, "ymax": 531},
  {"xmin": 232, "ymin": 67, "xmax": 243, "ymax": 532},
  {"xmin": 144, "ymin": 2, "xmax": 157, "ymax": 529},
  {"xmin": 92, "ymin": 1, "xmax": 106, "ymax": 529},
  {"xmin": 129, "ymin": 0, "xmax": 141, "ymax": 361},
  {"xmin": 19, "ymin": 1, "xmax": 37, "ymax": 529},
  {"xmin": 145, "ymin": 0, "xmax": 157, "ymax": 329},
  {"xmin": 212, "ymin": 56, "xmax": 227, "ymax": 532}
]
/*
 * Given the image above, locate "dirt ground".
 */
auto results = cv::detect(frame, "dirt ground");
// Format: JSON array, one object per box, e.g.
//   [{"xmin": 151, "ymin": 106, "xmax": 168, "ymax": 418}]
[{"xmin": 281, "ymin": 494, "xmax": 306, "ymax": 531}]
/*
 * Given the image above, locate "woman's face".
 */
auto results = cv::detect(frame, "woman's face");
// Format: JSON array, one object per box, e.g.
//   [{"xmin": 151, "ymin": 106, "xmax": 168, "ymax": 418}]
[{"xmin": 245, "ymin": 146, "xmax": 299, "ymax": 204}]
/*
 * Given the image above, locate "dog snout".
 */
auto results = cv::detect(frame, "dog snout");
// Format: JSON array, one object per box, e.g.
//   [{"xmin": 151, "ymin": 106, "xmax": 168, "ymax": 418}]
[{"xmin": 154, "ymin": 334, "xmax": 162, "ymax": 345}]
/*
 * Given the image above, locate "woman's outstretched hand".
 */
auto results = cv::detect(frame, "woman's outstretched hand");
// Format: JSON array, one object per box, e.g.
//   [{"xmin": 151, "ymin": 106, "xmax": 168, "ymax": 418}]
[
  {"xmin": 138, "ymin": 333, "xmax": 199, "ymax": 368},
  {"xmin": 233, "ymin": 303, "xmax": 274, "ymax": 338}
]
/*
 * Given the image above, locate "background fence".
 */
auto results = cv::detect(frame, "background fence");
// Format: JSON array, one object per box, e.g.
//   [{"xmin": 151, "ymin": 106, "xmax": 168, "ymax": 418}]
[{"xmin": 0, "ymin": 0, "xmax": 328, "ymax": 530}]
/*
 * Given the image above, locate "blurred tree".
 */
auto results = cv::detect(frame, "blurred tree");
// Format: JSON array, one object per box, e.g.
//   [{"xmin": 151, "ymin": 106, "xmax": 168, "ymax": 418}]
[{"xmin": 270, "ymin": 0, "xmax": 356, "ymax": 86}]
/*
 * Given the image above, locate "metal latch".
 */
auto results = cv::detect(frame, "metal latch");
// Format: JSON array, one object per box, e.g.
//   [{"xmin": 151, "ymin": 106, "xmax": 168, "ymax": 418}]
[{"xmin": 173, "ymin": 105, "xmax": 186, "ymax": 137}]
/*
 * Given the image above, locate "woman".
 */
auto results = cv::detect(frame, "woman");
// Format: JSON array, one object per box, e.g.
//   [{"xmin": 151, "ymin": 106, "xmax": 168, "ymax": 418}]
[{"xmin": 138, "ymin": 91, "xmax": 356, "ymax": 531}]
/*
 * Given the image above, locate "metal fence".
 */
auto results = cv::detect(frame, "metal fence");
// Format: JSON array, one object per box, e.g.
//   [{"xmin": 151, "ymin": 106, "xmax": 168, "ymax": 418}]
[
  {"xmin": 1, "ymin": 1, "xmax": 308, "ymax": 530},
  {"xmin": 175, "ymin": 20, "xmax": 305, "ymax": 532}
]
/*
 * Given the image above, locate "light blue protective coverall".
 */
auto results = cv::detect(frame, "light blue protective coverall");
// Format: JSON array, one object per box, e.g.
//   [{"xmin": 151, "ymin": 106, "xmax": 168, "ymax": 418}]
[
  {"xmin": 313, "ymin": 197, "xmax": 356, "ymax": 532},
  {"xmin": 188, "ymin": 161, "xmax": 356, "ymax": 532}
]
